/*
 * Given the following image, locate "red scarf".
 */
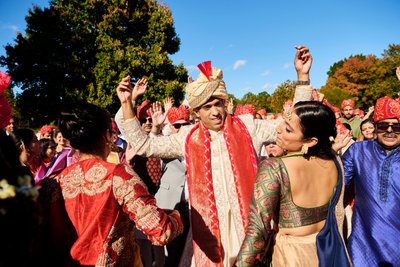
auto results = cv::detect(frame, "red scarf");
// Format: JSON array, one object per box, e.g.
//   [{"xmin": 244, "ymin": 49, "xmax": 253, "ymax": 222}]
[{"xmin": 185, "ymin": 115, "xmax": 258, "ymax": 266}]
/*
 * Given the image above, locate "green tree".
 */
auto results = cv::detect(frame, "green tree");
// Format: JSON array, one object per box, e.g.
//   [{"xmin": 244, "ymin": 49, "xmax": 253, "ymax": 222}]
[
  {"xmin": 0, "ymin": 0, "xmax": 187, "ymax": 127},
  {"xmin": 268, "ymin": 80, "xmax": 295, "ymax": 113}
]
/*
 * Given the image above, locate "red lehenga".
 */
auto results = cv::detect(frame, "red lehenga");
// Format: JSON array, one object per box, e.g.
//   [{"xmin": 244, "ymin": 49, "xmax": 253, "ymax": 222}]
[{"xmin": 57, "ymin": 158, "xmax": 183, "ymax": 267}]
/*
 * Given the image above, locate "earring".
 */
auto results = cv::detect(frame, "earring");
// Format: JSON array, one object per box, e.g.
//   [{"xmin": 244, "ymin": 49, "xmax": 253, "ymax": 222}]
[{"xmin": 301, "ymin": 144, "xmax": 309, "ymax": 154}]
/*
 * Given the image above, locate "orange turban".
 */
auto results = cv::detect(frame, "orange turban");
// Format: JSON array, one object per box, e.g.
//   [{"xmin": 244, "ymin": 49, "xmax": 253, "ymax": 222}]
[
  {"xmin": 373, "ymin": 96, "xmax": 400, "ymax": 122},
  {"xmin": 137, "ymin": 100, "xmax": 152, "ymax": 119},
  {"xmin": 168, "ymin": 105, "xmax": 190, "ymax": 124},
  {"xmin": 341, "ymin": 99, "xmax": 355, "ymax": 109}
]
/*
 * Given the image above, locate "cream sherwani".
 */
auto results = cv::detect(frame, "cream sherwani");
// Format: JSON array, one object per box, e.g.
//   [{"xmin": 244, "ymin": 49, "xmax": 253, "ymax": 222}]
[{"xmin": 115, "ymin": 84, "xmax": 312, "ymax": 267}]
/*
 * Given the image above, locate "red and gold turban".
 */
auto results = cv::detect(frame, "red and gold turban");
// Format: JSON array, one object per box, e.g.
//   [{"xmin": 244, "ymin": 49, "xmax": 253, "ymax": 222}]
[
  {"xmin": 341, "ymin": 99, "xmax": 355, "ymax": 109},
  {"xmin": 137, "ymin": 100, "xmax": 152, "ymax": 119},
  {"xmin": 373, "ymin": 96, "xmax": 400, "ymax": 122},
  {"xmin": 0, "ymin": 71, "xmax": 12, "ymax": 129},
  {"xmin": 186, "ymin": 61, "xmax": 228, "ymax": 109},
  {"xmin": 234, "ymin": 104, "xmax": 256, "ymax": 117},
  {"xmin": 168, "ymin": 105, "xmax": 190, "ymax": 124}
]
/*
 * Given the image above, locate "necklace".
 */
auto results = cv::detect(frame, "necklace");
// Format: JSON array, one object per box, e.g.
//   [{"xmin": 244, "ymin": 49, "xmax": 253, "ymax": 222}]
[{"xmin": 280, "ymin": 153, "xmax": 304, "ymax": 158}]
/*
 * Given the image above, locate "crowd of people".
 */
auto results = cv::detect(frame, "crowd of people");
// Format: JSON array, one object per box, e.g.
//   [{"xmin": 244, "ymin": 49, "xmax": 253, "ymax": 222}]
[{"xmin": 1, "ymin": 46, "xmax": 399, "ymax": 267}]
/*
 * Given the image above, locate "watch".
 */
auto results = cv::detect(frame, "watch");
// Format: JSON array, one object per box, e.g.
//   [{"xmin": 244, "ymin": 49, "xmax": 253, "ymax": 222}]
[{"xmin": 296, "ymin": 80, "xmax": 310, "ymax": 85}]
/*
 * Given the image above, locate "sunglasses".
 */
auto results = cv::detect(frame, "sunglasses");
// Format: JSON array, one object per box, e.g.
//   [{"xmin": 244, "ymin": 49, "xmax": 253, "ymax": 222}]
[
  {"xmin": 173, "ymin": 122, "xmax": 190, "ymax": 129},
  {"xmin": 140, "ymin": 117, "xmax": 152, "ymax": 124},
  {"xmin": 376, "ymin": 122, "xmax": 400, "ymax": 133}
]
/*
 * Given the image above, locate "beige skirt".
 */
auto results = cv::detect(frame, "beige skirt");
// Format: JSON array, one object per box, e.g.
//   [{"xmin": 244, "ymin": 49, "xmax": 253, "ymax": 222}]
[{"xmin": 272, "ymin": 232, "xmax": 319, "ymax": 267}]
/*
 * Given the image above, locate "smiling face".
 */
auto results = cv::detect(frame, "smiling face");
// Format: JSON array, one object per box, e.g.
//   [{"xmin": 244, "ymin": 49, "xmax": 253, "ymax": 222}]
[
  {"xmin": 376, "ymin": 118, "xmax": 400, "ymax": 152},
  {"xmin": 140, "ymin": 116, "xmax": 152, "ymax": 134},
  {"xmin": 361, "ymin": 121, "xmax": 376, "ymax": 140},
  {"xmin": 194, "ymin": 97, "xmax": 226, "ymax": 132}
]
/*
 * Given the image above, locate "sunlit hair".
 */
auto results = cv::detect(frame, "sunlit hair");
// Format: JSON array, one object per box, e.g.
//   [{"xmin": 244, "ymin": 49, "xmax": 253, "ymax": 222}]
[
  {"xmin": 294, "ymin": 101, "xmax": 337, "ymax": 160},
  {"xmin": 58, "ymin": 103, "xmax": 111, "ymax": 154}
]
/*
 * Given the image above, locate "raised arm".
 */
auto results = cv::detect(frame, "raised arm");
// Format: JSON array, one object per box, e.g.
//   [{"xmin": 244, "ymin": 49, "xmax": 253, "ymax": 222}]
[
  {"xmin": 293, "ymin": 45, "xmax": 313, "ymax": 103},
  {"xmin": 115, "ymin": 77, "xmax": 187, "ymax": 158},
  {"xmin": 116, "ymin": 76, "xmax": 148, "ymax": 121},
  {"xmin": 236, "ymin": 160, "xmax": 281, "ymax": 266}
]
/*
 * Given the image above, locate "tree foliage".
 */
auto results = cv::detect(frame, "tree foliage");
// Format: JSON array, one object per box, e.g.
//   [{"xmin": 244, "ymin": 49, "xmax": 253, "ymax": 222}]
[
  {"xmin": 268, "ymin": 80, "xmax": 296, "ymax": 113},
  {"xmin": 321, "ymin": 44, "xmax": 400, "ymax": 110},
  {"xmin": 0, "ymin": 0, "xmax": 187, "ymax": 127}
]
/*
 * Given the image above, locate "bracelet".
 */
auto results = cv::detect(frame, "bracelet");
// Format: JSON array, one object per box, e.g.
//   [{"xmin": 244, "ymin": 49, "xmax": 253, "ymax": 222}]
[{"xmin": 296, "ymin": 80, "xmax": 310, "ymax": 85}]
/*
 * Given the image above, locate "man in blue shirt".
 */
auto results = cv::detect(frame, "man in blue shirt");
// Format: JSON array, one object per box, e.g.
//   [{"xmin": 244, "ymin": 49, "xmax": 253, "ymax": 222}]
[{"xmin": 342, "ymin": 96, "xmax": 400, "ymax": 266}]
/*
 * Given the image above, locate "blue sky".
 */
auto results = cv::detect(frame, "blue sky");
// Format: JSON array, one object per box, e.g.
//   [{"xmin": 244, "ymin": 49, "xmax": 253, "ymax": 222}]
[{"xmin": 1, "ymin": 0, "xmax": 399, "ymax": 98}]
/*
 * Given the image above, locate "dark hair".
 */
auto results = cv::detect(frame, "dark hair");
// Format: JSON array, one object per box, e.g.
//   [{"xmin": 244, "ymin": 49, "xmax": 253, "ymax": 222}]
[
  {"xmin": 0, "ymin": 130, "xmax": 22, "ymax": 185},
  {"xmin": 294, "ymin": 101, "xmax": 337, "ymax": 160},
  {"xmin": 39, "ymin": 138, "xmax": 57, "ymax": 160},
  {"xmin": 360, "ymin": 117, "xmax": 374, "ymax": 130},
  {"xmin": 58, "ymin": 103, "xmax": 111, "ymax": 154},
  {"xmin": 11, "ymin": 128, "xmax": 36, "ymax": 153}
]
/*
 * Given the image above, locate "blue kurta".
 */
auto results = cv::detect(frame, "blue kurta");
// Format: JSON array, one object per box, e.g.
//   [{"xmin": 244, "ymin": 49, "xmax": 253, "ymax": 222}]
[{"xmin": 342, "ymin": 140, "xmax": 400, "ymax": 266}]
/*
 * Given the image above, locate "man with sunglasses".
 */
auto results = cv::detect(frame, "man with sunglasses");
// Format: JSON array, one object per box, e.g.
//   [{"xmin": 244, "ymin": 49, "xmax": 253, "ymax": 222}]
[
  {"xmin": 342, "ymin": 96, "xmax": 400, "ymax": 266},
  {"xmin": 153, "ymin": 104, "xmax": 192, "ymax": 266},
  {"xmin": 116, "ymin": 46, "xmax": 314, "ymax": 266}
]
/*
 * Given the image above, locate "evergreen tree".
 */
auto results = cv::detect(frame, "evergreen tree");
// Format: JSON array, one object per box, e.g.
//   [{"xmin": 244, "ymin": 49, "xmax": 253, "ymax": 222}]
[{"xmin": 0, "ymin": 0, "xmax": 187, "ymax": 127}]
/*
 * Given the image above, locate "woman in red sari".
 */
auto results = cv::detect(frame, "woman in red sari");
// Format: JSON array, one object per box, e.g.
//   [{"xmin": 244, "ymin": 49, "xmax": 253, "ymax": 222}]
[{"xmin": 57, "ymin": 103, "xmax": 183, "ymax": 267}]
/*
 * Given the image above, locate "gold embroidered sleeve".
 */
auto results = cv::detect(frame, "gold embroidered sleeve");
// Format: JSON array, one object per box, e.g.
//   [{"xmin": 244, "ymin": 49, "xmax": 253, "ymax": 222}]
[
  {"xmin": 112, "ymin": 164, "xmax": 183, "ymax": 245},
  {"xmin": 293, "ymin": 84, "xmax": 313, "ymax": 104},
  {"xmin": 115, "ymin": 107, "xmax": 190, "ymax": 158},
  {"xmin": 236, "ymin": 159, "xmax": 281, "ymax": 266}
]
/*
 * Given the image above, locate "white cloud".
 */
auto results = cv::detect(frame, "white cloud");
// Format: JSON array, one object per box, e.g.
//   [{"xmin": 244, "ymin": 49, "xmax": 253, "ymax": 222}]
[
  {"xmin": 0, "ymin": 24, "xmax": 19, "ymax": 32},
  {"xmin": 241, "ymin": 87, "xmax": 251, "ymax": 92},
  {"xmin": 185, "ymin": 65, "xmax": 196, "ymax": 72},
  {"xmin": 261, "ymin": 69, "xmax": 270, "ymax": 76},
  {"xmin": 233, "ymin": 60, "xmax": 247, "ymax": 70},
  {"xmin": 262, "ymin": 83, "xmax": 277, "ymax": 90},
  {"xmin": 283, "ymin": 63, "xmax": 291, "ymax": 69}
]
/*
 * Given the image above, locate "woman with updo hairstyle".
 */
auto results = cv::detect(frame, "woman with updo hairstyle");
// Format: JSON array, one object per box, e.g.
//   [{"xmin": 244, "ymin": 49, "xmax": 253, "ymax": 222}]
[
  {"xmin": 56, "ymin": 103, "xmax": 183, "ymax": 267},
  {"xmin": 237, "ymin": 101, "xmax": 351, "ymax": 266}
]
